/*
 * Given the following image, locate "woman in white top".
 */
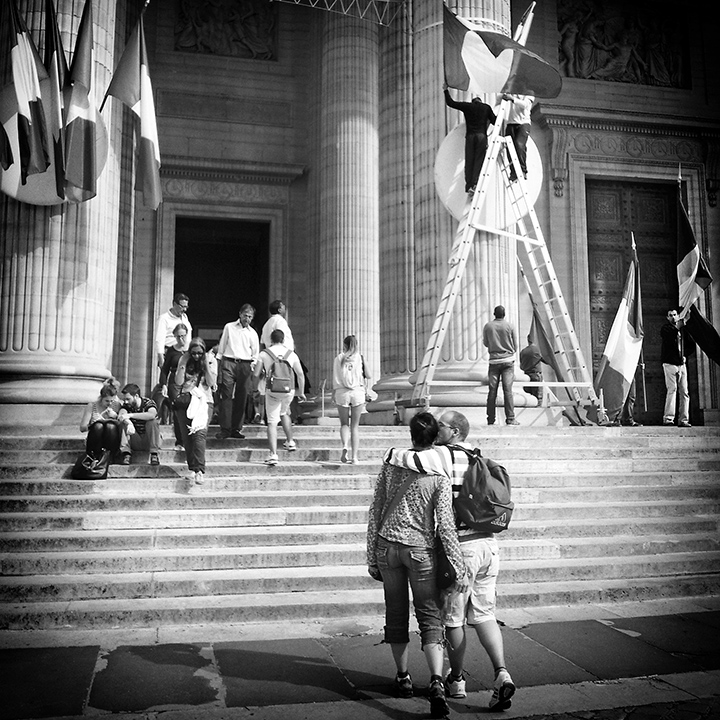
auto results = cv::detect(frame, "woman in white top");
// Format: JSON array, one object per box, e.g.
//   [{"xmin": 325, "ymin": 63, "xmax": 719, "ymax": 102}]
[
  {"xmin": 332, "ymin": 335, "xmax": 370, "ymax": 464},
  {"xmin": 175, "ymin": 337, "xmax": 218, "ymax": 488}
]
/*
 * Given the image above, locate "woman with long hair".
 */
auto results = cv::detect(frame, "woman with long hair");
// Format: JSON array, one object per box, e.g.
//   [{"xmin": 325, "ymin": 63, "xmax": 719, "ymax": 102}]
[
  {"xmin": 161, "ymin": 322, "xmax": 189, "ymax": 450},
  {"xmin": 332, "ymin": 334, "xmax": 370, "ymax": 464},
  {"xmin": 367, "ymin": 412, "xmax": 465, "ymax": 718},
  {"xmin": 174, "ymin": 337, "xmax": 217, "ymax": 488},
  {"xmin": 79, "ymin": 378, "xmax": 123, "ymax": 460}
]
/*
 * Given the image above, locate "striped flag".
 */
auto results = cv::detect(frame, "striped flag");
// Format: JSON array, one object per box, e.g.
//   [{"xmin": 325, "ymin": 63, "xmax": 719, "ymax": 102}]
[
  {"xmin": 64, "ymin": 0, "xmax": 97, "ymax": 201},
  {"xmin": 104, "ymin": 16, "xmax": 162, "ymax": 210},
  {"xmin": 9, "ymin": 0, "xmax": 49, "ymax": 183},
  {"xmin": 685, "ymin": 305, "xmax": 720, "ymax": 367},
  {"xmin": 0, "ymin": 124, "xmax": 13, "ymax": 170},
  {"xmin": 44, "ymin": 0, "xmax": 69, "ymax": 199},
  {"xmin": 677, "ymin": 185, "xmax": 712, "ymax": 313},
  {"xmin": 443, "ymin": 4, "xmax": 561, "ymax": 99},
  {"xmin": 594, "ymin": 239, "xmax": 644, "ymax": 423}
]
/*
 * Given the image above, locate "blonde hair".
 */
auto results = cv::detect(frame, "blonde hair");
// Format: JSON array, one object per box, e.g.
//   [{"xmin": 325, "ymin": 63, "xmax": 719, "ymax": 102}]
[{"xmin": 341, "ymin": 335, "xmax": 359, "ymax": 366}]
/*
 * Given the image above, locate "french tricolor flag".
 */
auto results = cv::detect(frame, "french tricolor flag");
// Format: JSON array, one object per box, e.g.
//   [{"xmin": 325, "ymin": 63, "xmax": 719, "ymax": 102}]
[{"xmin": 443, "ymin": 4, "xmax": 561, "ymax": 99}]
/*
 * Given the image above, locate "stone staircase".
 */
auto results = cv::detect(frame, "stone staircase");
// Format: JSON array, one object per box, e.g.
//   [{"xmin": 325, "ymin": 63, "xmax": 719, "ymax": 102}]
[{"xmin": 1, "ymin": 422, "xmax": 720, "ymax": 632}]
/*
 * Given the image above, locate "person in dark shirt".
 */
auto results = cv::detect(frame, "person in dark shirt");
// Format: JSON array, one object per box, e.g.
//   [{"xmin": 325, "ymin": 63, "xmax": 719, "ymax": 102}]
[
  {"xmin": 118, "ymin": 383, "xmax": 162, "ymax": 465},
  {"xmin": 444, "ymin": 84, "xmax": 496, "ymax": 193},
  {"xmin": 660, "ymin": 308, "xmax": 692, "ymax": 427},
  {"xmin": 519, "ymin": 336, "xmax": 544, "ymax": 400}
]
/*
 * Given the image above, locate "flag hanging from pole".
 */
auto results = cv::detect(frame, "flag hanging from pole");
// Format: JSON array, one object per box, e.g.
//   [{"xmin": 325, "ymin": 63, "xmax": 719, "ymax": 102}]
[
  {"xmin": 0, "ymin": 124, "xmax": 13, "ymax": 170},
  {"xmin": 64, "ymin": 0, "xmax": 97, "ymax": 201},
  {"xmin": 677, "ymin": 185, "xmax": 712, "ymax": 312},
  {"xmin": 443, "ymin": 4, "xmax": 561, "ymax": 98},
  {"xmin": 104, "ymin": 15, "xmax": 162, "ymax": 210},
  {"xmin": 685, "ymin": 305, "xmax": 720, "ymax": 367},
  {"xmin": 593, "ymin": 239, "xmax": 644, "ymax": 422},
  {"xmin": 44, "ymin": 0, "xmax": 69, "ymax": 199},
  {"xmin": 8, "ymin": 0, "xmax": 49, "ymax": 183}
]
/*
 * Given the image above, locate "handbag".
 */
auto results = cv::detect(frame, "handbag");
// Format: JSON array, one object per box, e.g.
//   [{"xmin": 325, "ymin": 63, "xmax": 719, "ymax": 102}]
[
  {"xmin": 435, "ymin": 533, "xmax": 457, "ymax": 589},
  {"xmin": 173, "ymin": 392, "xmax": 192, "ymax": 411},
  {"xmin": 71, "ymin": 449, "xmax": 112, "ymax": 480}
]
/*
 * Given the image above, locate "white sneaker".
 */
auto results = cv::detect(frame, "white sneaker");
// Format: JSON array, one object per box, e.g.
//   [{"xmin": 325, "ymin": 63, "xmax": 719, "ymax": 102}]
[
  {"xmin": 444, "ymin": 672, "xmax": 466, "ymax": 698},
  {"xmin": 283, "ymin": 440, "xmax": 297, "ymax": 451},
  {"xmin": 489, "ymin": 669, "xmax": 515, "ymax": 711},
  {"xmin": 174, "ymin": 444, "xmax": 184, "ymax": 452},
  {"xmin": 194, "ymin": 471, "xmax": 205, "ymax": 485},
  {"xmin": 264, "ymin": 454, "xmax": 278, "ymax": 466}
]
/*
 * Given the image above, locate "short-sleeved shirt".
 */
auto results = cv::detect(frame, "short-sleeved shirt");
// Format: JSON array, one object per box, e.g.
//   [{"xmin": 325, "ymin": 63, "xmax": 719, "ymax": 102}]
[{"xmin": 122, "ymin": 397, "xmax": 157, "ymax": 435}]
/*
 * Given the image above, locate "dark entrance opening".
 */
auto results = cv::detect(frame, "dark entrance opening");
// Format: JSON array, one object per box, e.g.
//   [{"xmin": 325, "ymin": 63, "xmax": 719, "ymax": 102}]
[
  {"xmin": 586, "ymin": 179, "xmax": 701, "ymax": 425},
  {"xmin": 174, "ymin": 217, "xmax": 270, "ymax": 347}
]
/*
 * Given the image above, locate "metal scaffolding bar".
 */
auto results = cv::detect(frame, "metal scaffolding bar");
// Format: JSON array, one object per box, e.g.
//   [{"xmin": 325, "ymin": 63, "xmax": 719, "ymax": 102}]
[{"xmin": 271, "ymin": 0, "xmax": 406, "ymax": 26}]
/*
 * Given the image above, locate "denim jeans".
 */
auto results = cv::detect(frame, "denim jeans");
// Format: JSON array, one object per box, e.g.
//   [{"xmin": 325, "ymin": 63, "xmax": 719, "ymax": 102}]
[
  {"xmin": 487, "ymin": 361, "xmax": 515, "ymax": 423},
  {"xmin": 176, "ymin": 403, "xmax": 213, "ymax": 472},
  {"xmin": 375, "ymin": 537, "xmax": 444, "ymax": 648}
]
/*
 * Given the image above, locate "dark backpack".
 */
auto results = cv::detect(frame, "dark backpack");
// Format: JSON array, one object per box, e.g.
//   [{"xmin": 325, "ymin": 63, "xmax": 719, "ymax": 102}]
[
  {"xmin": 448, "ymin": 445, "xmax": 514, "ymax": 533},
  {"xmin": 266, "ymin": 348, "xmax": 295, "ymax": 393}
]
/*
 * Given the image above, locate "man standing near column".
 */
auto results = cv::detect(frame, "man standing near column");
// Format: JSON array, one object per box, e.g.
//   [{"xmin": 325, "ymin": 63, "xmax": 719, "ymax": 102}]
[
  {"xmin": 660, "ymin": 308, "xmax": 692, "ymax": 427},
  {"xmin": 216, "ymin": 304, "xmax": 260, "ymax": 440},
  {"xmin": 155, "ymin": 294, "xmax": 192, "ymax": 370},
  {"xmin": 261, "ymin": 300, "xmax": 294, "ymax": 351},
  {"xmin": 483, "ymin": 306, "xmax": 519, "ymax": 426}
]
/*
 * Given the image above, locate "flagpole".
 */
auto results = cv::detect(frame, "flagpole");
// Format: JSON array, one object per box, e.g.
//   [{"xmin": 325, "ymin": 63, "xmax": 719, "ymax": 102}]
[{"xmin": 639, "ymin": 347, "xmax": 647, "ymax": 414}]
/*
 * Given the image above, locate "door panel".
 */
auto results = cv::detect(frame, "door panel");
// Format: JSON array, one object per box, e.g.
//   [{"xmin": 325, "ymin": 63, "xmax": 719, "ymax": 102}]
[{"xmin": 586, "ymin": 180, "xmax": 699, "ymax": 425}]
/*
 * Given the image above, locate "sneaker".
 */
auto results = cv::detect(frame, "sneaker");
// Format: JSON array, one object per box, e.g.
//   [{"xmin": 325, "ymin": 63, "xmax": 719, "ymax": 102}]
[
  {"xmin": 679, "ymin": 420, "xmax": 692, "ymax": 428},
  {"xmin": 264, "ymin": 454, "xmax": 278, "ymax": 466},
  {"xmin": 506, "ymin": 419, "xmax": 520, "ymax": 426},
  {"xmin": 194, "ymin": 471, "xmax": 205, "ymax": 485},
  {"xmin": 231, "ymin": 430, "xmax": 246, "ymax": 439},
  {"xmin": 120, "ymin": 453, "xmax": 131, "ymax": 466},
  {"xmin": 663, "ymin": 420, "xmax": 675, "ymax": 426},
  {"xmin": 444, "ymin": 672, "xmax": 467, "ymax": 699},
  {"xmin": 428, "ymin": 678, "xmax": 450, "ymax": 718},
  {"xmin": 283, "ymin": 440, "xmax": 297, "ymax": 451},
  {"xmin": 150, "ymin": 453, "xmax": 160, "ymax": 466},
  {"xmin": 394, "ymin": 672, "xmax": 413, "ymax": 698},
  {"xmin": 174, "ymin": 444, "xmax": 184, "ymax": 452},
  {"xmin": 489, "ymin": 669, "xmax": 515, "ymax": 711}
]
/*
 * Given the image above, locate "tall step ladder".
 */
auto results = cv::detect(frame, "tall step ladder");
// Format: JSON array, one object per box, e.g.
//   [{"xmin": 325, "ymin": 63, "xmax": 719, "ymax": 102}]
[{"xmin": 407, "ymin": 101, "xmax": 600, "ymax": 421}]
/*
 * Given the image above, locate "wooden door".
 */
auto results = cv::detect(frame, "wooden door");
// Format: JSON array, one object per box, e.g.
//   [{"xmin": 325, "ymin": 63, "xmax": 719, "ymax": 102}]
[{"xmin": 586, "ymin": 180, "xmax": 699, "ymax": 425}]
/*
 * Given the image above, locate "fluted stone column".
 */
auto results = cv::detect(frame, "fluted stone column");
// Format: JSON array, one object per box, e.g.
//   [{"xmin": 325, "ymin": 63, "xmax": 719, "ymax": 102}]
[
  {"xmin": 317, "ymin": 15, "xmax": 380, "ymax": 387},
  {"xmin": 379, "ymin": 0, "xmax": 531, "ymax": 423},
  {"xmin": 0, "ymin": 0, "xmax": 122, "ymax": 407}
]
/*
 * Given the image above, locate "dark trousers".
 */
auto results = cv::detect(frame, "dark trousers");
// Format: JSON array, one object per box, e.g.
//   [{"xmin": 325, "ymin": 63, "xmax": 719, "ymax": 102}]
[
  {"xmin": 465, "ymin": 132, "xmax": 488, "ymax": 192},
  {"xmin": 487, "ymin": 361, "xmax": 515, "ymax": 423},
  {"xmin": 176, "ymin": 403, "xmax": 213, "ymax": 473},
  {"xmin": 86, "ymin": 420, "xmax": 121, "ymax": 459},
  {"xmin": 218, "ymin": 358, "xmax": 253, "ymax": 432},
  {"xmin": 505, "ymin": 122, "xmax": 530, "ymax": 176}
]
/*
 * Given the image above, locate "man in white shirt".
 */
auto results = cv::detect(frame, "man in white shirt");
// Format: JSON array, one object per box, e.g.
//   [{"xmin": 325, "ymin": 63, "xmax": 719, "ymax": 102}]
[
  {"xmin": 501, "ymin": 93, "xmax": 534, "ymax": 181},
  {"xmin": 155, "ymin": 294, "xmax": 192, "ymax": 369},
  {"xmin": 261, "ymin": 300, "xmax": 294, "ymax": 350},
  {"xmin": 216, "ymin": 304, "xmax": 260, "ymax": 440}
]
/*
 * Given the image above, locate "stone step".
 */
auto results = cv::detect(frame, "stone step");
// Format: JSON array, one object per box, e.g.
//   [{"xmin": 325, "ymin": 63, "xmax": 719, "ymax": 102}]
[
  {"xmin": 3, "ymin": 443, "xmax": 720, "ymax": 463},
  {"xmin": 2, "ymin": 533, "xmax": 718, "ymax": 579},
  {"xmin": 2, "ymin": 495, "xmax": 718, "ymax": 532},
  {"xmin": 3, "ymin": 571, "xmax": 720, "ymax": 630},
  {"xmin": 2, "ymin": 515, "xmax": 716, "ymax": 554},
  {"xmin": 3, "ymin": 455, "xmax": 720, "ymax": 480},
  {"xmin": 2, "ymin": 469, "xmax": 720, "ymax": 495},
  {"xmin": 2, "ymin": 481, "xmax": 719, "ymax": 514}
]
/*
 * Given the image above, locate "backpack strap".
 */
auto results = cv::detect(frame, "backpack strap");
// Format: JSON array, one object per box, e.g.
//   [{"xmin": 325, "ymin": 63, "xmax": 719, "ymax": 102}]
[{"xmin": 378, "ymin": 459, "xmax": 417, "ymax": 534}]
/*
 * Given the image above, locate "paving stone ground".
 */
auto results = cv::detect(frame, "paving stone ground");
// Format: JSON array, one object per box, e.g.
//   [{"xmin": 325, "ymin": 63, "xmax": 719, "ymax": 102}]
[{"xmin": 2, "ymin": 600, "xmax": 720, "ymax": 720}]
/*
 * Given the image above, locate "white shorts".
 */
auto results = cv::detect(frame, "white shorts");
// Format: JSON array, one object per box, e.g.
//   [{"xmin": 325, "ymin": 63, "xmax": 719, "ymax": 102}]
[
  {"xmin": 442, "ymin": 537, "xmax": 499, "ymax": 627},
  {"xmin": 334, "ymin": 387, "xmax": 365, "ymax": 408},
  {"xmin": 265, "ymin": 390, "xmax": 294, "ymax": 425}
]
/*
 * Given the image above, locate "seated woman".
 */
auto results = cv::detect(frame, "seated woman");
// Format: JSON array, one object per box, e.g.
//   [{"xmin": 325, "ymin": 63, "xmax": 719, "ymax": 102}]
[
  {"xmin": 366, "ymin": 412, "xmax": 465, "ymax": 719},
  {"xmin": 79, "ymin": 378, "xmax": 124, "ymax": 461}
]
